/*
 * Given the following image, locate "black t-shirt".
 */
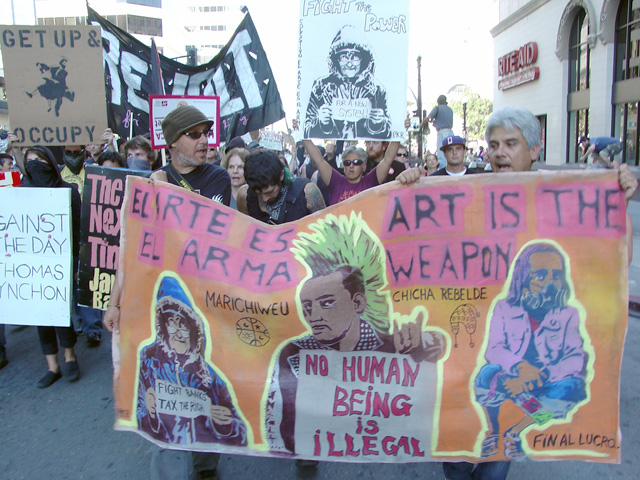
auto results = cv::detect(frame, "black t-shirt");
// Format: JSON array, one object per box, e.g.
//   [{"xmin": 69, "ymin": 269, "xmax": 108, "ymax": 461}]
[
  {"xmin": 161, "ymin": 163, "xmax": 231, "ymax": 206},
  {"xmin": 365, "ymin": 158, "xmax": 406, "ymax": 183}
]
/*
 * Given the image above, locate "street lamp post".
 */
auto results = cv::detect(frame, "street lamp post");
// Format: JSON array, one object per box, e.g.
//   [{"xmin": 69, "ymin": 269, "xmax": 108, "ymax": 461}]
[
  {"xmin": 462, "ymin": 96, "xmax": 468, "ymax": 142},
  {"xmin": 417, "ymin": 56, "xmax": 423, "ymax": 161}
]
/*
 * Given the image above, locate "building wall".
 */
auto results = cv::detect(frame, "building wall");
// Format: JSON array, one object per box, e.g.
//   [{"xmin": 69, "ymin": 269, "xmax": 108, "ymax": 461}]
[{"xmin": 491, "ymin": 0, "xmax": 637, "ymax": 165}]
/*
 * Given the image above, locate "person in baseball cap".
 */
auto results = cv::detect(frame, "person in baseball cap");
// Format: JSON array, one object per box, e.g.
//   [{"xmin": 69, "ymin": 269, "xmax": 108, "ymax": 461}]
[{"xmin": 431, "ymin": 135, "xmax": 471, "ymax": 176}]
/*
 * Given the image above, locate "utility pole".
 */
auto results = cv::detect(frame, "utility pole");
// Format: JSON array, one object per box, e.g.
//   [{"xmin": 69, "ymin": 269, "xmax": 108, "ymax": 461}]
[{"xmin": 417, "ymin": 56, "xmax": 423, "ymax": 161}]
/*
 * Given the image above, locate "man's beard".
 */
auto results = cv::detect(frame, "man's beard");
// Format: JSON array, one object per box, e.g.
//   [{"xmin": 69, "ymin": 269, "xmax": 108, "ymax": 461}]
[
  {"xmin": 522, "ymin": 282, "xmax": 565, "ymax": 316},
  {"xmin": 174, "ymin": 151, "xmax": 202, "ymax": 169}
]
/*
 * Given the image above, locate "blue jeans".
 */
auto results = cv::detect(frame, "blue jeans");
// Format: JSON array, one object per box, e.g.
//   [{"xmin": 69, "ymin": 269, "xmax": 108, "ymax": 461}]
[
  {"xmin": 72, "ymin": 289, "xmax": 103, "ymax": 335},
  {"xmin": 475, "ymin": 363, "xmax": 586, "ymax": 418},
  {"xmin": 437, "ymin": 128, "xmax": 454, "ymax": 169},
  {"xmin": 443, "ymin": 461, "xmax": 510, "ymax": 480},
  {"xmin": 77, "ymin": 305, "xmax": 103, "ymax": 335}
]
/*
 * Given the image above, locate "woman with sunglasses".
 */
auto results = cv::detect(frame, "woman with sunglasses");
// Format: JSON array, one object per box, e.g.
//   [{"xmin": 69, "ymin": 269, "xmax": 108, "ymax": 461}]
[
  {"xmin": 14, "ymin": 144, "xmax": 82, "ymax": 388},
  {"xmin": 302, "ymin": 139, "xmax": 399, "ymax": 206}
]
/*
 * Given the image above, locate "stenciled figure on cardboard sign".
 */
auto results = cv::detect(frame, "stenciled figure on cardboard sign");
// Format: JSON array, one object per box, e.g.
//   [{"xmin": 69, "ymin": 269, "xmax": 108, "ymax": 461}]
[
  {"xmin": 264, "ymin": 213, "xmax": 445, "ymax": 454},
  {"xmin": 304, "ymin": 25, "xmax": 391, "ymax": 139},
  {"xmin": 474, "ymin": 241, "xmax": 591, "ymax": 460},
  {"xmin": 26, "ymin": 59, "xmax": 75, "ymax": 117},
  {"xmin": 137, "ymin": 274, "xmax": 247, "ymax": 446}
]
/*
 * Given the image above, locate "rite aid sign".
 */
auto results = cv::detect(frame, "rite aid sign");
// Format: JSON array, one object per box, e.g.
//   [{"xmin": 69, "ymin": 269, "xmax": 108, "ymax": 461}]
[{"xmin": 497, "ymin": 42, "xmax": 539, "ymax": 90}]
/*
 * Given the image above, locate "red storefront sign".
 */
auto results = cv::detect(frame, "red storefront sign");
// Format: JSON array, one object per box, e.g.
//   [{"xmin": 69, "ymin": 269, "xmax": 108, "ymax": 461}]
[{"xmin": 497, "ymin": 42, "xmax": 539, "ymax": 90}]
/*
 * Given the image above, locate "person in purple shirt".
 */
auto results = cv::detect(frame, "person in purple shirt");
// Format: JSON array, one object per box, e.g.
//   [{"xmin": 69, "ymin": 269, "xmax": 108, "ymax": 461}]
[{"xmin": 302, "ymin": 139, "xmax": 399, "ymax": 206}]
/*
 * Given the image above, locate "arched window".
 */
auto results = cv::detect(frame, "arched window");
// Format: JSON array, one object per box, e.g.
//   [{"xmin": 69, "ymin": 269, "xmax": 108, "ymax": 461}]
[
  {"xmin": 612, "ymin": 0, "xmax": 640, "ymax": 165},
  {"xmin": 567, "ymin": 9, "xmax": 590, "ymax": 163}
]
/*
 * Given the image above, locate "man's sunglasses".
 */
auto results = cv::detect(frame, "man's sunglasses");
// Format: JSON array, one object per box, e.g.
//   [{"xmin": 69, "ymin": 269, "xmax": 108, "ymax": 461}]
[
  {"xmin": 343, "ymin": 159, "xmax": 364, "ymax": 167},
  {"xmin": 396, "ymin": 152, "xmax": 408, "ymax": 157},
  {"xmin": 183, "ymin": 129, "xmax": 211, "ymax": 140}
]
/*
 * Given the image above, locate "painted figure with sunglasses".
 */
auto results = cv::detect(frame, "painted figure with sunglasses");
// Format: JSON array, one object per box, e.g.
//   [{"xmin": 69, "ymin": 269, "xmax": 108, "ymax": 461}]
[
  {"xmin": 302, "ymin": 138, "xmax": 399, "ymax": 206},
  {"xmin": 137, "ymin": 275, "xmax": 247, "ymax": 447},
  {"xmin": 304, "ymin": 25, "xmax": 391, "ymax": 139}
]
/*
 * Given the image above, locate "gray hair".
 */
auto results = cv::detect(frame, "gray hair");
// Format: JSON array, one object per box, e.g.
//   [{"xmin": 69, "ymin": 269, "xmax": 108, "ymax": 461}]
[
  {"xmin": 485, "ymin": 107, "xmax": 541, "ymax": 150},
  {"xmin": 342, "ymin": 145, "xmax": 367, "ymax": 163}
]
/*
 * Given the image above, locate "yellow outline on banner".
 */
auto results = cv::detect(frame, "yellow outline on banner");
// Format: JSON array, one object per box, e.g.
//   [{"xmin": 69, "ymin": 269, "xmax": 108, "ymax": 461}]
[{"xmin": 431, "ymin": 239, "xmax": 597, "ymax": 460}]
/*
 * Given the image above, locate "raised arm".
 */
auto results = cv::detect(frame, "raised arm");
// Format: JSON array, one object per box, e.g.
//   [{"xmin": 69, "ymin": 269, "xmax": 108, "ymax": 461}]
[
  {"xmin": 375, "ymin": 141, "xmax": 400, "ymax": 184},
  {"xmin": 6, "ymin": 133, "xmax": 25, "ymax": 177},
  {"xmin": 302, "ymin": 139, "xmax": 333, "ymax": 187}
]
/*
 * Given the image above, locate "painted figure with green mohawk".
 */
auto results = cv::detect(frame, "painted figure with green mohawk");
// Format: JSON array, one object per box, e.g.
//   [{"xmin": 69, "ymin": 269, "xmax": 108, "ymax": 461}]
[{"xmin": 265, "ymin": 213, "xmax": 446, "ymax": 454}]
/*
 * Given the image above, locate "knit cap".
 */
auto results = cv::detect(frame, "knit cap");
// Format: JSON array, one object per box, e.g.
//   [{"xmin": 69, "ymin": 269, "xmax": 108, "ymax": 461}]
[{"xmin": 161, "ymin": 105, "xmax": 213, "ymax": 146}]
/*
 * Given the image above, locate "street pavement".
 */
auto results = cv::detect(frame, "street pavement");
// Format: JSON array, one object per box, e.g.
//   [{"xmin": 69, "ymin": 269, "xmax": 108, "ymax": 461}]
[{"xmin": 2, "ymin": 199, "xmax": 640, "ymax": 480}]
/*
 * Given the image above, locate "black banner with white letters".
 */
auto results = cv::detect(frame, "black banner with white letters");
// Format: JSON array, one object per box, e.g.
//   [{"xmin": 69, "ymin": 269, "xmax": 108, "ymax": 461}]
[{"xmin": 87, "ymin": 7, "xmax": 285, "ymax": 141}]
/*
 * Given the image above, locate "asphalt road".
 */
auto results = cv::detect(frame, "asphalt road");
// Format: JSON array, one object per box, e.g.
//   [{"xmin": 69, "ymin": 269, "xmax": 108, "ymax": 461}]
[{"xmin": 2, "ymin": 315, "xmax": 638, "ymax": 480}]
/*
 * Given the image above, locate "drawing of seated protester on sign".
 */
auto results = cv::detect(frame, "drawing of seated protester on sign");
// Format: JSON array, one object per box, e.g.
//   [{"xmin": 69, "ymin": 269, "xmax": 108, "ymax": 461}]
[
  {"xmin": 304, "ymin": 26, "xmax": 391, "ymax": 140},
  {"xmin": 137, "ymin": 273, "xmax": 247, "ymax": 447},
  {"xmin": 474, "ymin": 241, "xmax": 592, "ymax": 460},
  {"xmin": 264, "ymin": 213, "xmax": 446, "ymax": 457}
]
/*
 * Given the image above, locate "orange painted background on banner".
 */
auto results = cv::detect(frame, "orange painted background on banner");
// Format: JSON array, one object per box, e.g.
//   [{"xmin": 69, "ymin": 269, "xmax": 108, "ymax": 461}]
[{"xmin": 113, "ymin": 171, "xmax": 627, "ymax": 463}]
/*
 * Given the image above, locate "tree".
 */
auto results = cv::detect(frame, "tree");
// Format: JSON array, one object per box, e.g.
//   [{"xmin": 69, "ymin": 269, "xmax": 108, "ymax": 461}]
[{"xmin": 449, "ymin": 94, "xmax": 493, "ymax": 141}]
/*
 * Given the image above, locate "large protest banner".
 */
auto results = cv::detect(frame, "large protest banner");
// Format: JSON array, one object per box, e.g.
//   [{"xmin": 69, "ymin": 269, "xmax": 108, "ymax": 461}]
[
  {"xmin": 0, "ymin": 188, "xmax": 72, "ymax": 326},
  {"xmin": 113, "ymin": 171, "xmax": 627, "ymax": 463},
  {"xmin": 87, "ymin": 7, "xmax": 285, "ymax": 142},
  {"xmin": 0, "ymin": 25, "xmax": 108, "ymax": 146},
  {"xmin": 297, "ymin": 0, "xmax": 409, "ymax": 141},
  {"xmin": 78, "ymin": 165, "xmax": 149, "ymax": 309}
]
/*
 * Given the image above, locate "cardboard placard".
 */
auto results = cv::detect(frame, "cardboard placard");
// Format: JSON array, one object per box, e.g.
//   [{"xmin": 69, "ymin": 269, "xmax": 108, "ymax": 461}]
[
  {"xmin": 0, "ymin": 188, "xmax": 72, "ymax": 326},
  {"xmin": 149, "ymin": 95, "xmax": 221, "ymax": 149},
  {"xmin": 0, "ymin": 25, "xmax": 108, "ymax": 146}
]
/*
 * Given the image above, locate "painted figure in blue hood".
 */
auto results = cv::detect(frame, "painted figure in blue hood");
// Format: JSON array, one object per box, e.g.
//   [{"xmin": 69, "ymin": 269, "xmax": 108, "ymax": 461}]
[{"xmin": 137, "ymin": 274, "xmax": 247, "ymax": 447}]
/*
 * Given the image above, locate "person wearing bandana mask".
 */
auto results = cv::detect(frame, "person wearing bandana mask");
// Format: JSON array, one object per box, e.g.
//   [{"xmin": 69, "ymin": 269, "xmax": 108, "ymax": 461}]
[
  {"xmin": 19, "ymin": 146, "xmax": 83, "ymax": 387},
  {"xmin": 60, "ymin": 145, "xmax": 86, "ymax": 194},
  {"xmin": 60, "ymin": 144, "xmax": 105, "ymax": 346}
]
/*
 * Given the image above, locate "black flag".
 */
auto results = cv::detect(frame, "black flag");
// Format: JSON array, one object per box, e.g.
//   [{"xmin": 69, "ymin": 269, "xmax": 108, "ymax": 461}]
[{"xmin": 88, "ymin": 6, "xmax": 285, "ymax": 140}]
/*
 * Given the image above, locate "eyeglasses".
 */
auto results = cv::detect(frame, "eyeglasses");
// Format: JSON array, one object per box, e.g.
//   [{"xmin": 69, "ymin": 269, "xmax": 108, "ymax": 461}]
[
  {"xmin": 396, "ymin": 152, "xmax": 408, "ymax": 157},
  {"xmin": 167, "ymin": 324, "xmax": 190, "ymax": 338},
  {"xmin": 183, "ymin": 129, "xmax": 211, "ymax": 140},
  {"xmin": 338, "ymin": 52, "xmax": 361, "ymax": 63},
  {"xmin": 343, "ymin": 159, "xmax": 364, "ymax": 167}
]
